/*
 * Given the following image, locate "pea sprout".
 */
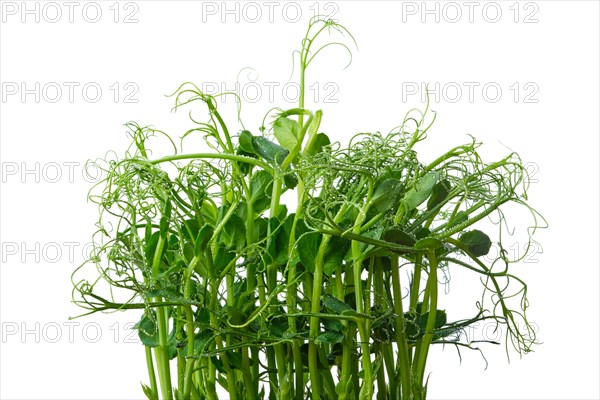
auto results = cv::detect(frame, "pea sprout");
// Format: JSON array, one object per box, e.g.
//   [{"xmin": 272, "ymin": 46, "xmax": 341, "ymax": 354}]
[{"xmin": 72, "ymin": 17, "xmax": 546, "ymax": 400}]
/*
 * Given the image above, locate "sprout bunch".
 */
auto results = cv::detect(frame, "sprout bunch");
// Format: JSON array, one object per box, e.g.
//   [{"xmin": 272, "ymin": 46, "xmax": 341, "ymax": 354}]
[{"xmin": 72, "ymin": 17, "xmax": 545, "ymax": 400}]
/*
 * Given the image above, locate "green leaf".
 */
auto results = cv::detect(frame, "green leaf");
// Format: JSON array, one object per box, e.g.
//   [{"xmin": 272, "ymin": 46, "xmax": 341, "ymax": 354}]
[
  {"xmin": 358, "ymin": 355, "xmax": 382, "ymax": 379},
  {"xmin": 239, "ymin": 130, "xmax": 256, "ymax": 154},
  {"xmin": 253, "ymin": 217, "xmax": 269, "ymax": 244},
  {"xmin": 370, "ymin": 179, "xmax": 402, "ymax": 213},
  {"xmin": 414, "ymin": 237, "xmax": 444, "ymax": 250},
  {"xmin": 253, "ymin": 136, "xmax": 289, "ymax": 165},
  {"xmin": 276, "ymin": 205, "xmax": 288, "ymax": 220},
  {"xmin": 145, "ymin": 231, "xmax": 164, "ymax": 266},
  {"xmin": 323, "ymin": 236, "xmax": 350, "ymax": 276},
  {"xmin": 159, "ymin": 216, "xmax": 169, "ymax": 237},
  {"xmin": 434, "ymin": 310, "xmax": 447, "ymax": 329},
  {"xmin": 239, "ymin": 154, "xmax": 256, "ymax": 175},
  {"xmin": 427, "ymin": 178, "xmax": 451, "ymax": 210},
  {"xmin": 183, "ymin": 243, "xmax": 194, "ymax": 262},
  {"xmin": 268, "ymin": 316, "xmax": 289, "ymax": 338},
  {"xmin": 322, "ymin": 318, "xmax": 345, "ymax": 333},
  {"xmin": 232, "ymin": 279, "xmax": 247, "ymax": 302},
  {"xmin": 383, "ymin": 229, "xmax": 416, "ymax": 246},
  {"xmin": 141, "ymin": 383, "xmax": 158, "ymax": 400},
  {"xmin": 403, "ymin": 172, "xmax": 439, "ymax": 210},
  {"xmin": 236, "ymin": 133, "xmax": 261, "ymax": 175},
  {"xmin": 283, "ymin": 172, "xmax": 298, "ymax": 190},
  {"xmin": 184, "ymin": 329, "xmax": 214, "ymax": 354},
  {"xmin": 164, "ymin": 235, "xmax": 180, "ymax": 265},
  {"xmin": 305, "ymin": 133, "xmax": 330, "ymax": 157},
  {"xmin": 404, "ymin": 311, "xmax": 421, "ymax": 340},
  {"xmin": 322, "ymin": 293, "xmax": 353, "ymax": 315},
  {"xmin": 163, "ymin": 198, "xmax": 172, "ymax": 219},
  {"xmin": 227, "ymin": 305, "xmax": 248, "ymax": 325},
  {"xmin": 419, "ymin": 310, "xmax": 448, "ymax": 336},
  {"xmin": 201, "ymin": 201, "xmax": 218, "ymax": 226},
  {"xmin": 459, "ymin": 230, "xmax": 492, "ymax": 257},
  {"xmin": 194, "ymin": 224, "xmax": 214, "ymax": 256},
  {"xmin": 267, "ymin": 215, "xmax": 294, "ymax": 265},
  {"xmin": 136, "ymin": 314, "xmax": 159, "ymax": 347},
  {"xmin": 298, "ymin": 232, "xmax": 322, "ymax": 274},
  {"xmin": 448, "ymin": 211, "xmax": 469, "ymax": 228},
  {"xmin": 404, "ymin": 306, "xmax": 448, "ymax": 340},
  {"xmin": 316, "ymin": 330, "xmax": 345, "ymax": 345},
  {"xmin": 195, "ymin": 307, "xmax": 211, "ymax": 325},
  {"xmin": 273, "ymin": 117, "xmax": 300, "ymax": 151},
  {"xmin": 414, "ymin": 227, "xmax": 431, "ymax": 240},
  {"xmin": 419, "ymin": 310, "xmax": 448, "ymax": 333},
  {"xmin": 225, "ymin": 350, "xmax": 249, "ymax": 370},
  {"xmin": 213, "ymin": 246, "xmax": 235, "ymax": 273},
  {"xmin": 294, "ymin": 217, "xmax": 310, "ymax": 238},
  {"xmin": 211, "ymin": 356, "xmax": 226, "ymax": 374},
  {"xmin": 144, "ymin": 219, "xmax": 153, "ymax": 242},
  {"xmin": 220, "ymin": 214, "xmax": 246, "ymax": 251},
  {"xmin": 181, "ymin": 219, "xmax": 201, "ymax": 243},
  {"xmin": 358, "ymin": 226, "xmax": 384, "ymax": 255},
  {"xmin": 249, "ymin": 170, "xmax": 274, "ymax": 213},
  {"xmin": 167, "ymin": 325, "xmax": 178, "ymax": 360},
  {"xmin": 287, "ymin": 218, "xmax": 309, "ymax": 266}
]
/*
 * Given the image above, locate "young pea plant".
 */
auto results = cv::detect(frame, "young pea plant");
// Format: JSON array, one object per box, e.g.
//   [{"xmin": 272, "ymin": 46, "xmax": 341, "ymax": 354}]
[{"xmin": 72, "ymin": 17, "xmax": 545, "ymax": 400}]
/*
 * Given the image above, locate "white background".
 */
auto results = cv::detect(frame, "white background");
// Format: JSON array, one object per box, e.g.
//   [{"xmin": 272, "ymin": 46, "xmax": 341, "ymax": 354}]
[{"xmin": 1, "ymin": 1, "xmax": 599, "ymax": 399}]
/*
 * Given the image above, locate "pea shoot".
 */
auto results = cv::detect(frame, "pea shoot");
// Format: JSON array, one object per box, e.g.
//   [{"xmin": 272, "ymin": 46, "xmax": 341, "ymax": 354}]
[{"xmin": 72, "ymin": 17, "xmax": 545, "ymax": 400}]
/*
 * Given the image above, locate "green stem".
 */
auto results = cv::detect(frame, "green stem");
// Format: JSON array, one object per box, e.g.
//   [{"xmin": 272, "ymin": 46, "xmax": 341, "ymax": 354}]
[
  {"xmin": 175, "ymin": 307, "xmax": 184, "ymax": 392},
  {"xmin": 208, "ymin": 245, "xmax": 238, "ymax": 400},
  {"xmin": 150, "ymin": 153, "xmax": 272, "ymax": 173},
  {"xmin": 414, "ymin": 252, "xmax": 439, "ymax": 396},
  {"xmin": 145, "ymin": 346, "xmax": 158, "ymax": 397},
  {"xmin": 266, "ymin": 169, "xmax": 288, "ymax": 397},
  {"xmin": 183, "ymin": 257, "xmax": 200, "ymax": 399},
  {"xmin": 205, "ymin": 99, "xmax": 234, "ymax": 154},
  {"xmin": 245, "ymin": 197, "xmax": 260, "ymax": 398},
  {"xmin": 350, "ymin": 194, "xmax": 374, "ymax": 400},
  {"xmin": 381, "ymin": 345, "xmax": 396, "ymax": 400},
  {"xmin": 308, "ymin": 233, "xmax": 332, "ymax": 400},
  {"xmin": 287, "ymin": 187, "xmax": 306, "ymax": 400},
  {"xmin": 154, "ymin": 306, "xmax": 173, "ymax": 400},
  {"xmin": 373, "ymin": 258, "xmax": 390, "ymax": 400},
  {"xmin": 286, "ymin": 255, "xmax": 303, "ymax": 400},
  {"xmin": 151, "ymin": 234, "xmax": 173, "ymax": 400},
  {"xmin": 410, "ymin": 254, "xmax": 423, "ymax": 312},
  {"xmin": 309, "ymin": 200, "xmax": 349, "ymax": 400},
  {"xmin": 337, "ymin": 261, "xmax": 359, "ymax": 400},
  {"xmin": 352, "ymin": 240, "xmax": 373, "ymax": 400},
  {"xmin": 255, "ymin": 271, "xmax": 278, "ymax": 399},
  {"xmin": 298, "ymin": 53, "xmax": 306, "ymax": 128},
  {"xmin": 391, "ymin": 256, "xmax": 411, "ymax": 399}
]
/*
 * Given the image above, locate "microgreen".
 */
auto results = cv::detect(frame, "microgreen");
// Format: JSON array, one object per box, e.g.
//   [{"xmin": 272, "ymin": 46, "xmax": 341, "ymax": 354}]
[{"xmin": 72, "ymin": 16, "xmax": 546, "ymax": 400}]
